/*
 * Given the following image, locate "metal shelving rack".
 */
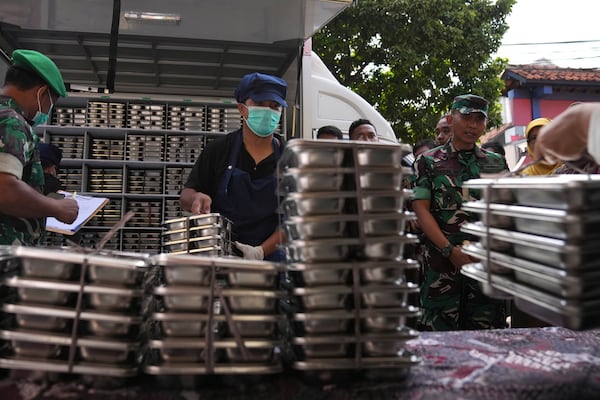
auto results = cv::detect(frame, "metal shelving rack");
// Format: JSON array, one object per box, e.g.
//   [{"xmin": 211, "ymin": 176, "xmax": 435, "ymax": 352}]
[{"xmin": 38, "ymin": 98, "xmax": 243, "ymax": 253}]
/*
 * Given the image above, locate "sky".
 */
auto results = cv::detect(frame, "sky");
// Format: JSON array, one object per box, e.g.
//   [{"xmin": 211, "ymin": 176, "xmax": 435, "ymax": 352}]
[{"xmin": 495, "ymin": 0, "xmax": 600, "ymax": 69}]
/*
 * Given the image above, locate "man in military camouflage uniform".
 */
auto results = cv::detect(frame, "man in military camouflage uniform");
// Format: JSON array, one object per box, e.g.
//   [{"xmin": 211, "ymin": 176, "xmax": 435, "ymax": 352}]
[
  {"xmin": 412, "ymin": 94, "xmax": 507, "ymax": 331},
  {"xmin": 0, "ymin": 50, "xmax": 78, "ymax": 246}
]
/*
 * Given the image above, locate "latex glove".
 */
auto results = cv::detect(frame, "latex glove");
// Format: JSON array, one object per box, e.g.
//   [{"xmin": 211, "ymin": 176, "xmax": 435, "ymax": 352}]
[{"xmin": 235, "ymin": 241, "xmax": 264, "ymax": 260}]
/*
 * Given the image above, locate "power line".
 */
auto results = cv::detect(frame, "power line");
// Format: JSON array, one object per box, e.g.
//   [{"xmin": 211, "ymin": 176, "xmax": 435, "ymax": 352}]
[{"xmin": 503, "ymin": 39, "xmax": 600, "ymax": 46}]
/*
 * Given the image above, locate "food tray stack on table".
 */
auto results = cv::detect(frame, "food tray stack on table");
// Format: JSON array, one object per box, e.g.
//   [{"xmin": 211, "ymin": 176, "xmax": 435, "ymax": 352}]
[
  {"xmin": 0, "ymin": 246, "xmax": 151, "ymax": 376},
  {"xmin": 459, "ymin": 175, "xmax": 600, "ymax": 329},
  {"xmin": 144, "ymin": 254, "xmax": 286, "ymax": 377},
  {"xmin": 162, "ymin": 213, "xmax": 234, "ymax": 256},
  {"xmin": 277, "ymin": 139, "xmax": 422, "ymax": 380}
]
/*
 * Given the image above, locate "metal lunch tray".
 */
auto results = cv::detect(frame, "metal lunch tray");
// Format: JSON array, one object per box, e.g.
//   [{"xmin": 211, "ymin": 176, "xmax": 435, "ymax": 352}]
[
  {"xmin": 292, "ymin": 352, "xmax": 421, "ymax": 370},
  {"xmin": 280, "ymin": 191, "xmax": 354, "ymax": 216},
  {"xmin": 0, "ymin": 357, "xmax": 138, "ymax": 376},
  {"xmin": 462, "ymin": 201, "xmax": 600, "ymax": 241},
  {"xmin": 1, "ymin": 329, "xmax": 139, "ymax": 363},
  {"xmin": 293, "ymin": 284, "xmax": 419, "ymax": 310},
  {"xmin": 279, "ymin": 139, "xmax": 412, "ymax": 169},
  {"xmin": 153, "ymin": 286, "xmax": 285, "ymax": 313},
  {"xmin": 284, "ymin": 215, "xmax": 355, "ymax": 240},
  {"xmin": 152, "ymin": 254, "xmax": 283, "ymax": 286},
  {"xmin": 3, "ymin": 303, "xmax": 142, "ymax": 336},
  {"xmin": 144, "ymin": 363, "xmax": 282, "ymax": 375},
  {"xmin": 12, "ymin": 246, "xmax": 150, "ymax": 284},
  {"xmin": 162, "ymin": 225, "xmax": 223, "ymax": 242},
  {"xmin": 147, "ymin": 338, "xmax": 280, "ymax": 364},
  {"xmin": 461, "ymin": 263, "xmax": 600, "ymax": 330},
  {"xmin": 4, "ymin": 276, "xmax": 144, "ymax": 311},
  {"xmin": 461, "ymin": 222, "xmax": 600, "ymax": 269},
  {"xmin": 462, "ymin": 243, "xmax": 600, "ymax": 298},
  {"xmin": 463, "ymin": 175, "xmax": 600, "ymax": 210},
  {"xmin": 293, "ymin": 308, "xmax": 421, "ymax": 334},
  {"xmin": 152, "ymin": 313, "xmax": 282, "ymax": 337},
  {"xmin": 164, "ymin": 213, "xmax": 232, "ymax": 231},
  {"xmin": 360, "ymin": 189, "xmax": 413, "ymax": 213},
  {"xmin": 279, "ymin": 167, "xmax": 351, "ymax": 193},
  {"xmin": 288, "ymin": 261, "xmax": 421, "ymax": 284},
  {"xmin": 356, "ymin": 167, "xmax": 410, "ymax": 190}
]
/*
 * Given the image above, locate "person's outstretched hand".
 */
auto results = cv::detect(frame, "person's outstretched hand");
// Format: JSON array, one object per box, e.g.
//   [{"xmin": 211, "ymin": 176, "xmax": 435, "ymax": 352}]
[{"xmin": 234, "ymin": 241, "xmax": 264, "ymax": 260}]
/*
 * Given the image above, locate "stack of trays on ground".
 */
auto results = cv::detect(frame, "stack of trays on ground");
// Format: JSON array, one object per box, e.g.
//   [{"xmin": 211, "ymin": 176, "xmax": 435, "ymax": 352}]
[
  {"xmin": 278, "ymin": 139, "xmax": 422, "ymax": 376},
  {"xmin": 0, "ymin": 246, "xmax": 150, "ymax": 376},
  {"xmin": 459, "ymin": 175, "xmax": 600, "ymax": 330},
  {"xmin": 162, "ymin": 213, "xmax": 233, "ymax": 255},
  {"xmin": 144, "ymin": 254, "xmax": 286, "ymax": 375}
]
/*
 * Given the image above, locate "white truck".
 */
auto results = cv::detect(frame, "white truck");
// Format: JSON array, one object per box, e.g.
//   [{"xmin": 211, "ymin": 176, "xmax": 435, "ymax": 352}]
[{"xmin": 0, "ymin": 0, "xmax": 398, "ymax": 143}]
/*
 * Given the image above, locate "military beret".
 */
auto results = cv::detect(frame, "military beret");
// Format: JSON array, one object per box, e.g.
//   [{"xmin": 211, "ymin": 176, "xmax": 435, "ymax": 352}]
[{"xmin": 12, "ymin": 49, "xmax": 67, "ymax": 97}]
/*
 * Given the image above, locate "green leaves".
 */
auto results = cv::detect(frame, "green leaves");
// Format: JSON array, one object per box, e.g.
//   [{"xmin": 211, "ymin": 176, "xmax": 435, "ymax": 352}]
[{"xmin": 313, "ymin": 0, "xmax": 516, "ymax": 143}]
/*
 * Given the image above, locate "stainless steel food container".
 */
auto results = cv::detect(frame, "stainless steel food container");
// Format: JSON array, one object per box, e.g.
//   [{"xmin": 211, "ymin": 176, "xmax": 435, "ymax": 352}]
[
  {"xmin": 285, "ymin": 238, "xmax": 356, "ymax": 263},
  {"xmin": 361, "ymin": 259, "xmax": 419, "ymax": 284},
  {"xmin": 154, "ymin": 286, "xmax": 210, "ymax": 311},
  {"xmin": 153, "ymin": 253, "xmax": 283, "ymax": 286},
  {"xmin": 357, "ymin": 169, "xmax": 407, "ymax": 190},
  {"xmin": 224, "ymin": 347, "xmax": 274, "ymax": 363},
  {"xmin": 284, "ymin": 215, "xmax": 353, "ymax": 240},
  {"xmin": 279, "ymin": 142, "xmax": 345, "ymax": 168},
  {"xmin": 288, "ymin": 263, "xmax": 351, "ymax": 286},
  {"xmin": 361, "ymin": 284, "xmax": 419, "ymax": 308},
  {"xmin": 463, "ymin": 175, "xmax": 600, "ymax": 210},
  {"xmin": 363, "ymin": 309, "xmax": 421, "ymax": 332},
  {"xmin": 164, "ymin": 213, "xmax": 232, "ymax": 231},
  {"xmin": 361, "ymin": 212, "xmax": 415, "ymax": 236},
  {"xmin": 462, "ymin": 222, "xmax": 600, "ymax": 269},
  {"xmin": 281, "ymin": 192, "xmax": 352, "ymax": 216},
  {"xmin": 293, "ymin": 310, "xmax": 354, "ymax": 334},
  {"xmin": 297, "ymin": 342, "xmax": 348, "ymax": 358},
  {"xmin": 356, "ymin": 144, "xmax": 411, "ymax": 168},
  {"xmin": 360, "ymin": 235, "xmax": 419, "ymax": 260},
  {"xmin": 293, "ymin": 286, "xmax": 352, "ymax": 310},
  {"xmin": 280, "ymin": 168, "xmax": 348, "ymax": 193},
  {"xmin": 462, "ymin": 201, "xmax": 600, "ymax": 241},
  {"xmin": 163, "ymin": 226, "xmax": 222, "ymax": 242},
  {"xmin": 11, "ymin": 340, "xmax": 62, "ymax": 359},
  {"xmin": 360, "ymin": 189, "xmax": 412, "ymax": 213}
]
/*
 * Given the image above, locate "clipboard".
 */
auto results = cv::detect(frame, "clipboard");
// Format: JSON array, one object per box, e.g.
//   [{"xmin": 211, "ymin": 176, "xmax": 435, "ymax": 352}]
[{"xmin": 46, "ymin": 191, "xmax": 109, "ymax": 235}]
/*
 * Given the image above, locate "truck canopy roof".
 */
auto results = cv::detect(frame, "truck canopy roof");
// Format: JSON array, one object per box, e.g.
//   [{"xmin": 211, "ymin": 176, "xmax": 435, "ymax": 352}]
[{"xmin": 0, "ymin": 0, "xmax": 351, "ymax": 96}]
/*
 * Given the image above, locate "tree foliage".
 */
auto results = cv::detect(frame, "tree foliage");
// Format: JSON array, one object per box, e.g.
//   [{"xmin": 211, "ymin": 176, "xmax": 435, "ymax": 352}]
[{"xmin": 312, "ymin": 0, "xmax": 516, "ymax": 144}]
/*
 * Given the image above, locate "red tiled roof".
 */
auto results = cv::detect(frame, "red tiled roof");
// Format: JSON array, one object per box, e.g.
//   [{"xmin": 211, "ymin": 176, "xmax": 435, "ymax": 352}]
[{"xmin": 503, "ymin": 64, "xmax": 600, "ymax": 83}]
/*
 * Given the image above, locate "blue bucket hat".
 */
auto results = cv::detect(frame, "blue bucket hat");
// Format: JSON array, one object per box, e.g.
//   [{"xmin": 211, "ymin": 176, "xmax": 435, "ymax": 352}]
[{"xmin": 235, "ymin": 72, "xmax": 287, "ymax": 107}]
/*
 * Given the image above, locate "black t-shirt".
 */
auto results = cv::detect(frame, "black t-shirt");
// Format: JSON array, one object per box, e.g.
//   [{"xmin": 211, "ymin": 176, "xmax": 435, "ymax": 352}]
[{"xmin": 183, "ymin": 129, "xmax": 284, "ymax": 197}]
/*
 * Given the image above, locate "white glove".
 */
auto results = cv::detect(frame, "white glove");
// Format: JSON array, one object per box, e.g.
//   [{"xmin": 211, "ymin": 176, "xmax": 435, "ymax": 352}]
[{"xmin": 234, "ymin": 241, "xmax": 264, "ymax": 260}]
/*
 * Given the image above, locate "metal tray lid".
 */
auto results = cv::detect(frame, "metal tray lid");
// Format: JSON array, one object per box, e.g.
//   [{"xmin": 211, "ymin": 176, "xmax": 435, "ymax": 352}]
[
  {"xmin": 293, "ymin": 307, "xmax": 420, "ymax": 321},
  {"xmin": 0, "ymin": 329, "xmax": 139, "ymax": 350},
  {"xmin": 153, "ymin": 285, "xmax": 285, "ymax": 298},
  {"xmin": 293, "ymin": 354, "xmax": 421, "ymax": 370},
  {"xmin": 462, "ymin": 201, "xmax": 600, "ymax": 222},
  {"xmin": 292, "ymin": 329, "xmax": 419, "ymax": 345},
  {"xmin": 461, "ymin": 263, "xmax": 600, "ymax": 310},
  {"xmin": 152, "ymin": 312, "xmax": 282, "ymax": 322},
  {"xmin": 463, "ymin": 242, "xmax": 600, "ymax": 276},
  {"xmin": 12, "ymin": 246, "xmax": 150, "ymax": 270},
  {"xmin": 4, "ymin": 276, "xmax": 144, "ymax": 296},
  {"xmin": 2, "ymin": 303, "xmax": 143, "ymax": 323},
  {"xmin": 287, "ymin": 259, "xmax": 419, "ymax": 272},
  {"xmin": 0, "ymin": 357, "xmax": 139, "ymax": 376},
  {"xmin": 147, "ymin": 338, "xmax": 280, "ymax": 349},
  {"xmin": 461, "ymin": 222, "xmax": 600, "ymax": 252},
  {"xmin": 464, "ymin": 175, "xmax": 600, "ymax": 190},
  {"xmin": 151, "ymin": 254, "xmax": 284, "ymax": 272}
]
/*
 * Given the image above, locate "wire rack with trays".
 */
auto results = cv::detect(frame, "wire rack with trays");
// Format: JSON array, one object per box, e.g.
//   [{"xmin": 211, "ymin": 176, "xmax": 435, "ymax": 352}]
[
  {"xmin": 277, "ymin": 140, "xmax": 422, "ymax": 378},
  {"xmin": 36, "ymin": 95, "xmax": 272, "ymax": 253}
]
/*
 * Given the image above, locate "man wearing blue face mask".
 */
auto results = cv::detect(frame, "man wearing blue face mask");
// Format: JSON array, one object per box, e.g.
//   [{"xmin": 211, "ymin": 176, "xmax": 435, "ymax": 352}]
[
  {"xmin": 0, "ymin": 49, "xmax": 79, "ymax": 245},
  {"xmin": 180, "ymin": 72, "xmax": 288, "ymax": 261}
]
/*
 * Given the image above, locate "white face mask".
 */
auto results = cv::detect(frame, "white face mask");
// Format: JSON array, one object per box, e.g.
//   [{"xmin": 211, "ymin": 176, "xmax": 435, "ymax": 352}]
[{"xmin": 32, "ymin": 86, "xmax": 53, "ymax": 126}]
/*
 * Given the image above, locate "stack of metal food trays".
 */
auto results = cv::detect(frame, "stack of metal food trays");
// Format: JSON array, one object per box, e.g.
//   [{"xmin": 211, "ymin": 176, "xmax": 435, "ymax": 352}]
[
  {"xmin": 144, "ymin": 254, "xmax": 286, "ymax": 376},
  {"xmin": 459, "ymin": 175, "xmax": 600, "ymax": 329},
  {"xmin": 0, "ymin": 246, "xmax": 150, "ymax": 376},
  {"xmin": 278, "ymin": 139, "xmax": 422, "ymax": 376},
  {"xmin": 162, "ymin": 213, "xmax": 234, "ymax": 255}
]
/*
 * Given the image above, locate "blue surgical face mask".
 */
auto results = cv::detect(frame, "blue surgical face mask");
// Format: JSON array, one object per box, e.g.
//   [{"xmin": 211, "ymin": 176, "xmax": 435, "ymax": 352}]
[
  {"xmin": 32, "ymin": 87, "xmax": 53, "ymax": 127},
  {"xmin": 244, "ymin": 105, "xmax": 281, "ymax": 137}
]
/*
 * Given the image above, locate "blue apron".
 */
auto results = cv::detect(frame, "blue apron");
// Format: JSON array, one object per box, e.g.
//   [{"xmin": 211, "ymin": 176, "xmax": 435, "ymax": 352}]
[{"xmin": 213, "ymin": 131, "xmax": 284, "ymax": 261}]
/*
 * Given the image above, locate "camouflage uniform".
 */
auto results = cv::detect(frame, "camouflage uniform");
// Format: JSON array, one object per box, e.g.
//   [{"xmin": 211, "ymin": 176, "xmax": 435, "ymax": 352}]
[
  {"xmin": 413, "ymin": 141, "xmax": 507, "ymax": 331},
  {"xmin": 0, "ymin": 96, "xmax": 46, "ymax": 246}
]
